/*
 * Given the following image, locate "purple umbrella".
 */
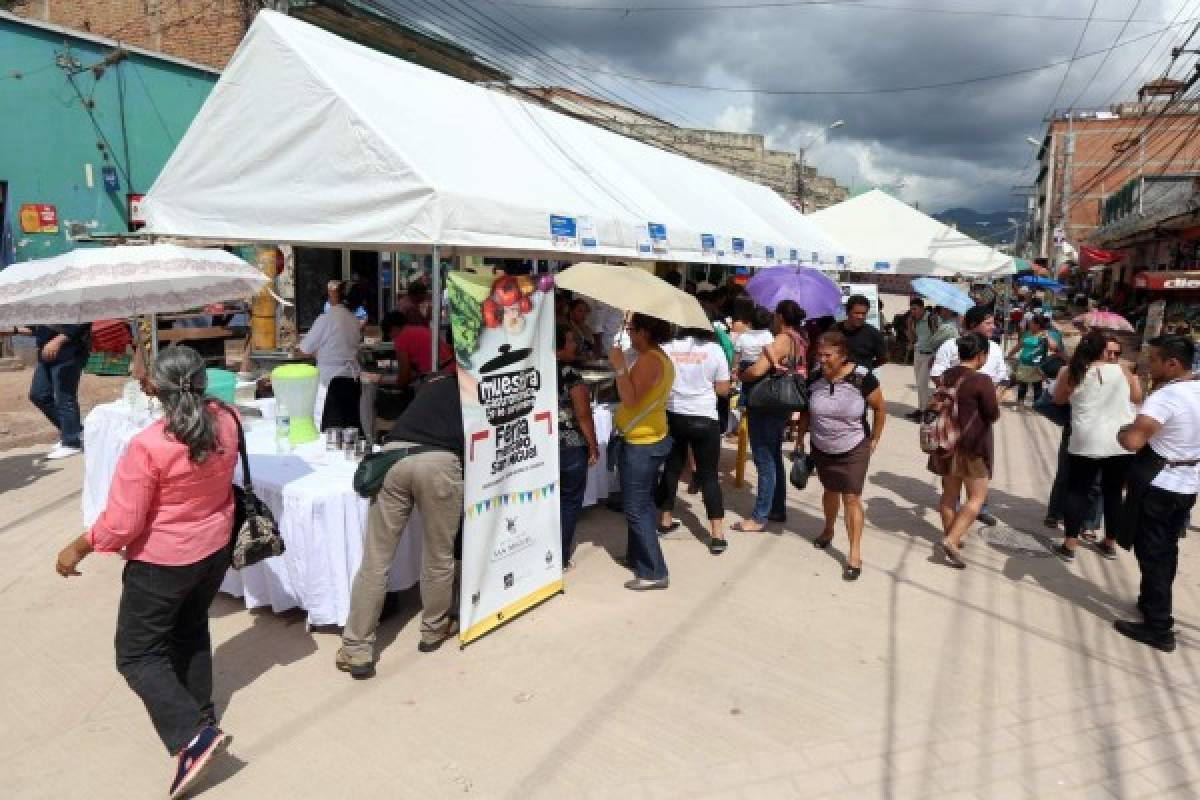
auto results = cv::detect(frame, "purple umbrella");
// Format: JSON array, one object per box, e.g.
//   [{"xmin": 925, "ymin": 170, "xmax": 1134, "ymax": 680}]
[{"xmin": 745, "ymin": 266, "xmax": 842, "ymax": 318}]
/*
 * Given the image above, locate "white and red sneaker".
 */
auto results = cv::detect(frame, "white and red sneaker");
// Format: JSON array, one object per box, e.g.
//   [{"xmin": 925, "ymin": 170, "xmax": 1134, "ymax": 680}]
[{"xmin": 169, "ymin": 725, "xmax": 231, "ymax": 799}]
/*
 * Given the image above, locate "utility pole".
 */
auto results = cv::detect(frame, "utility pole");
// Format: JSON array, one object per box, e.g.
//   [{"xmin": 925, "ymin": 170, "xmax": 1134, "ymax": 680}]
[
  {"xmin": 1039, "ymin": 127, "xmax": 1056, "ymax": 259},
  {"xmin": 1059, "ymin": 113, "xmax": 1075, "ymax": 258}
]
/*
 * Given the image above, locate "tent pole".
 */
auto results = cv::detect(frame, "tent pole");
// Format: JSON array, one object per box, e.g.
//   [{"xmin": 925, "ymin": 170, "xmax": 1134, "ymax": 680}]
[
  {"xmin": 430, "ymin": 245, "xmax": 441, "ymax": 371},
  {"xmin": 149, "ymin": 313, "xmax": 158, "ymax": 360}
]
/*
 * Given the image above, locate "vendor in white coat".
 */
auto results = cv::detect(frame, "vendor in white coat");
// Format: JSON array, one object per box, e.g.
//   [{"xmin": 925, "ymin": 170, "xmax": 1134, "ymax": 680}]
[{"xmin": 296, "ymin": 280, "xmax": 363, "ymax": 432}]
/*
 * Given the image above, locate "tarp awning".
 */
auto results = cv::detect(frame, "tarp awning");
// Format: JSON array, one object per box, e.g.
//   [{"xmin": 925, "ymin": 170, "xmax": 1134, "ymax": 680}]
[
  {"xmin": 807, "ymin": 189, "xmax": 1014, "ymax": 277},
  {"xmin": 143, "ymin": 11, "xmax": 844, "ymax": 267}
]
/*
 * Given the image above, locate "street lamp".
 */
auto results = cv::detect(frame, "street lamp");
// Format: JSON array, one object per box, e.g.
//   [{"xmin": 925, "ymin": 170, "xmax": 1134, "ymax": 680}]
[{"xmin": 798, "ymin": 120, "xmax": 847, "ymax": 213}]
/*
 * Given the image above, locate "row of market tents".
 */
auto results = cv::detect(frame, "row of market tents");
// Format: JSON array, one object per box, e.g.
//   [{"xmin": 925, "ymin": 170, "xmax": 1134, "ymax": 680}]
[{"xmin": 139, "ymin": 10, "xmax": 1015, "ymax": 280}]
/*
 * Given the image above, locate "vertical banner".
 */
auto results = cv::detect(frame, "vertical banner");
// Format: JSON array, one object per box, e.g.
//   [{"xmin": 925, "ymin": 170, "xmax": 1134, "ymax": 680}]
[{"xmin": 449, "ymin": 272, "xmax": 563, "ymax": 645}]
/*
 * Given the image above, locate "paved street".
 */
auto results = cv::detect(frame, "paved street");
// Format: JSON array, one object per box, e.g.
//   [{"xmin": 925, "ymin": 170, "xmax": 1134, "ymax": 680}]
[{"xmin": 2, "ymin": 361, "xmax": 1198, "ymax": 800}]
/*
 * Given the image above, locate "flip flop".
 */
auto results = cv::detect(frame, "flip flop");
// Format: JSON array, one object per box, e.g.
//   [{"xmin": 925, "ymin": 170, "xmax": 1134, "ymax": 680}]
[
  {"xmin": 942, "ymin": 539, "xmax": 966, "ymax": 569},
  {"xmin": 732, "ymin": 521, "xmax": 767, "ymax": 533},
  {"xmin": 656, "ymin": 521, "xmax": 682, "ymax": 534},
  {"xmin": 813, "ymin": 533, "xmax": 834, "ymax": 549}
]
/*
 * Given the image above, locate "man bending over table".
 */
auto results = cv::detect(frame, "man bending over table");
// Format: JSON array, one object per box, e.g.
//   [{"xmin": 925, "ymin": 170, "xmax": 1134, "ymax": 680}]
[{"xmin": 336, "ymin": 373, "xmax": 465, "ymax": 679}]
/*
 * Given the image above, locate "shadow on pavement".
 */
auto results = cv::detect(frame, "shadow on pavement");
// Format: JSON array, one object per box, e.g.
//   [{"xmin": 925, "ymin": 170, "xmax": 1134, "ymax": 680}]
[
  {"xmin": 0, "ymin": 452, "xmax": 56, "ymax": 494},
  {"xmin": 213, "ymin": 607, "xmax": 318, "ymax": 713}
]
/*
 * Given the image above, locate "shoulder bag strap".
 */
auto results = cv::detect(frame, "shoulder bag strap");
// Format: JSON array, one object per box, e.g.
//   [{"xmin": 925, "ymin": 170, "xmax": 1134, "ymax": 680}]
[{"xmin": 220, "ymin": 402, "xmax": 254, "ymax": 495}]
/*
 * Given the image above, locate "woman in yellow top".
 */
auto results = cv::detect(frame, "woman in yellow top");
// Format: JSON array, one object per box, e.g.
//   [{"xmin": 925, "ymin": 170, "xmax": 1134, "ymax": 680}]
[{"xmin": 609, "ymin": 313, "xmax": 676, "ymax": 590}]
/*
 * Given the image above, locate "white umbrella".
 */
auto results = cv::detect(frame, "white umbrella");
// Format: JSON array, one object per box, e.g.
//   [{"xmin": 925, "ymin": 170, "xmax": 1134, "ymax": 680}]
[
  {"xmin": 0, "ymin": 244, "xmax": 267, "ymax": 325},
  {"xmin": 554, "ymin": 262, "xmax": 711, "ymax": 329}
]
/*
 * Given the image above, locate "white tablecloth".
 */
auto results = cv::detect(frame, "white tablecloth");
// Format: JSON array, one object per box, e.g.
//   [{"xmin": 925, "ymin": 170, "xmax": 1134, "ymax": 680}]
[
  {"xmin": 83, "ymin": 402, "xmax": 422, "ymax": 628},
  {"xmin": 82, "ymin": 401, "xmax": 615, "ymax": 626}
]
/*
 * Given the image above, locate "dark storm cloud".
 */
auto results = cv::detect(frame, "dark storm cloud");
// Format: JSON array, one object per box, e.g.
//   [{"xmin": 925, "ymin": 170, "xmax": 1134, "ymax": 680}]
[{"xmin": 400, "ymin": 1, "xmax": 1192, "ymax": 209}]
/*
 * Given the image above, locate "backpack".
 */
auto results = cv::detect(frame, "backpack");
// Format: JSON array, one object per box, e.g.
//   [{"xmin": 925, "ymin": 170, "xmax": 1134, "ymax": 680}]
[{"xmin": 919, "ymin": 373, "xmax": 966, "ymax": 454}]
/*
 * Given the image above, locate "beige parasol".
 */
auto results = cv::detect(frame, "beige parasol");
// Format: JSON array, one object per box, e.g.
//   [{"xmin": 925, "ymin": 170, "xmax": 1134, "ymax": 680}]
[{"xmin": 553, "ymin": 262, "xmax": 711, "ymax": 329}]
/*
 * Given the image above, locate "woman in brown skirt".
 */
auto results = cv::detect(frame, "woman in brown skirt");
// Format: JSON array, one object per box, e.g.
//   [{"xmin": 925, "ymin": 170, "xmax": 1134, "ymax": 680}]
[{"xmin": 794, "ymin": 331, "xmax": 886, "ymax": 580}]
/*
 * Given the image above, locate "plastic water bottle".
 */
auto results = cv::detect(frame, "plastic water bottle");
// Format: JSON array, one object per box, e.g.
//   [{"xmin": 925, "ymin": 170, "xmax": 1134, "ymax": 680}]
[{"xmin": 275, "ymin": 402, "xmax": 292, "ymax": 454}]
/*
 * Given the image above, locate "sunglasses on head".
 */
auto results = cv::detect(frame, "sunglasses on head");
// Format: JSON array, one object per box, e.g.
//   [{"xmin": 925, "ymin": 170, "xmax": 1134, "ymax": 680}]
[{"xmin": 1104, "ymin": 348, "xmax": 1121, "ymax": 357}]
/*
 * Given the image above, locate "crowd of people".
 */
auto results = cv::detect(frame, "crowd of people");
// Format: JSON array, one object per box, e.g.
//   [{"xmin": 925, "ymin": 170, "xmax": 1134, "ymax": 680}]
[{"xmin": 47, "ymin": 270, "xmax": 1200, "ymax": 797}]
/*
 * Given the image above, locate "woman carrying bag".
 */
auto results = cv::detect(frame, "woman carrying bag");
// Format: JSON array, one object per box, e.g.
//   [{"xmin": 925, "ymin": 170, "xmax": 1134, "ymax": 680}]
[
  {"xmin": 54, "ymin": 346, "xmax": 239, "ymax": 799},
  {"xmin": 736, "ymin": 299, "xmax": 809, "ymax": 532}
]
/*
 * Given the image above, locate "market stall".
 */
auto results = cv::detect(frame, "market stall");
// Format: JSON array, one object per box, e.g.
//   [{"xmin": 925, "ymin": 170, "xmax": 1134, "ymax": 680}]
[{"xmin": 81, "ymin": 399, "xmax": 616, "ymax": 627}]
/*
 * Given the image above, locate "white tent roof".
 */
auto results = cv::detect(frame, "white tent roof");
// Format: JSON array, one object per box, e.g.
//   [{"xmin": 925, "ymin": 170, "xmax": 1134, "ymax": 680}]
[
  {"xmin": 808, "ymin": 189, "xmax": 1014, "ymax": 276},
  {"xmin": 144, "ymin": 11, "xmax": 843, "ymax": 267}
]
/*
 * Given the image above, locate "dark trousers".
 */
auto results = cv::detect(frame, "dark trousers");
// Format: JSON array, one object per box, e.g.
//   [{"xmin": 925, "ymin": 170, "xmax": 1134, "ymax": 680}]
[
  {"xmin": 747, "ymin": 410, "xmax": 789, "ymax": 523},
  {"xmin": 655, "ymin": 412, "xmax": 724, "ymax": 520},
  {"xmin": 1016, "ymin": 380, "xmax": 1043, "ymax": 405},
  {"xmin": 620, "ymin": 437, "xmax": 673, "ymax": 580},
  {"xmin": 115, "ymin": 545, "xmax": 230, "ymax": 755},
  {"xmin": 1134, "ymin": 487, "xmax": 1197, "ymax": 632},
  {"xmin": 1047, "ymin": 427, "xmax": 1103, "ymax": 528},
  {"xmin": 320, "ymin": 376, "xmax": 362, "ymax": 433},
  {"xmin": 28, "ymin": 352, "xmax": 87, "ymax": 448},
  {"xmin": 1064, "ymin": 453, "xmax": 1132, "ymax": 540},
  {"xmin": 559, "ymin": 445, "xmax": 589, "ymax": 562}
]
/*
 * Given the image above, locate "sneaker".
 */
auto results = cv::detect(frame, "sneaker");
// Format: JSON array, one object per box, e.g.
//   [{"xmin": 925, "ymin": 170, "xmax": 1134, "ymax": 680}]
[
  {"xmin": 708, "ymin": 537, "xmax": 728, "ymax": 555},
  {"xmin": 1097, "ymin": 540, "xmax": 1119, "ymax": 560},
  {"xmin": 169, "ymin": 725, "xmax": 230, "ymax": 799},
  {"xmin": 1114, "ymin": 619, "xmax": 1176, "ymax": 653},
  {"xmin": 45, "ymin": 444, "xmax": 82, "ymax": 460},
  {"xmin": 1054, "ymin": 543, "xmax": 1076, "ymax": 562},
  {"xmin": 976, "ymin": 511, "xmax": 998, "ymax": 527},
  {"xmin": 624, "ymin": 577, "xmax": 669, "ymax": 591},
  {"xmin": 335, "ymin": 647, "xmax": 375, "ymax": 679}
]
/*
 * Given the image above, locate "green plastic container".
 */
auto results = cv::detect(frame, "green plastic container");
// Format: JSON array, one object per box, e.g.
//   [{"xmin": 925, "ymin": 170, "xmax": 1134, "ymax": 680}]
[
  {"xmin": 205, "ymin": 368, "xmax": 237, "ymax": 404},
  {"xmin": 271, "ymin": 363, "xmax": 320, "ymax": 444}
]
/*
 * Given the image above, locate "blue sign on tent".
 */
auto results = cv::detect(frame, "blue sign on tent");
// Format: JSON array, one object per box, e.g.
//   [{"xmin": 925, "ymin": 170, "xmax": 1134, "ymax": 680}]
[
  {"xmin": 700, "ymin": 233, "xmax": 716, "ymax": 251},
  {"xmin": 789, "ymin": 248, "xmax": 799, "ymax": 261},
  {"xmin": 765, "ymin": 245, "xmax": 775, "ymax": 259},
  {"xmin": 873, "ymin": 261, "xmax": 890, "ymax": 272},
  {"xmin": 731, "ymin": 237, "xmax": 745, "ymax": 254},
  {"xmin": 648, "ymin": 222, "xmax": 668, "ymax": 241},
  {"xmin": 836, "ymin": 255, "xmax": 846, "ymax": 266},
  {"xmin": 549, "ymin": 214, "xmax": 577, "ymax": 239},
  {"xmin": 102, "ymin": 166, "xmax": 120, "ymax": 192}
]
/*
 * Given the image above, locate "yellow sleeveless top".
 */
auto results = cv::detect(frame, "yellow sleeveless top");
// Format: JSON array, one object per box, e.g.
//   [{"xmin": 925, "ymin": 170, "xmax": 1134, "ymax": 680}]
[{"xmin": 614, "ymin": 349, "xmax": 674, "ymax": 445}]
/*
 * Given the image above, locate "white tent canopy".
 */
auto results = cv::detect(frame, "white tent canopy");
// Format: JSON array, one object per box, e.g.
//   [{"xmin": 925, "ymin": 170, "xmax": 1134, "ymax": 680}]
[
  {"xmin": 144, "ymin": 11, "xmax": 843, "ymax": 267},
  {"xmin": 808, "ymin": 189, "xmax": 1014, "ymax": 277}
]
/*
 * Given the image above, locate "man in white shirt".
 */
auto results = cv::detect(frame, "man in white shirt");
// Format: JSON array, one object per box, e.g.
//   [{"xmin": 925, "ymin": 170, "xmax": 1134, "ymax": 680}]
[
  {"xmin": 930, "ymin": 305, "xmax": 1006, "ymax": 526},
  {"xmin": 931, "ymin": 305, "xmax": 1008, "ymax": 386},
  {"xmin": 1114, "ymin": 335, "xmax": 1200, "ymax": 653},
  {"xmin": 297, "ymin": 280, "xmax": 363, "ymax": 431}
]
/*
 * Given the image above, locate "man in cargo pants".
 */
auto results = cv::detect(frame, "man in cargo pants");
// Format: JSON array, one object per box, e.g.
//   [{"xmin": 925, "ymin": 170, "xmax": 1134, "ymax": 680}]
[{"xmin": 337, "ymin": 374, "xmax": 465, "ymax": 679}]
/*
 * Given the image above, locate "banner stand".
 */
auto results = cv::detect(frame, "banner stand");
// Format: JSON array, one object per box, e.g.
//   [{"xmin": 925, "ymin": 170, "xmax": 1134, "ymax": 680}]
[{"xmin": 449, "ymin": 270, "xmax": 564, "ymax": 647}]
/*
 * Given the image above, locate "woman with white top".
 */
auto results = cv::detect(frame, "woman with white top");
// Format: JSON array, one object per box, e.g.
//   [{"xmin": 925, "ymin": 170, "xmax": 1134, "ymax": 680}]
[
  {"xmin": 655, "ymin": 327, "xmax": 733, "ymax": 554},
  {"xmin": 1053, "ymin": 331, "xmax": 1143, "ymax": 561}
]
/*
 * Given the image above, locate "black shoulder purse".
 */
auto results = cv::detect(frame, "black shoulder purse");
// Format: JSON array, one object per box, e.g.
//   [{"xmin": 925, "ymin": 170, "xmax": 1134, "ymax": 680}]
[
  {"xmin": 745, "ymin": 333, "xmax": 809, "ymax": 413},
  {"xmin": 225, "ymin": 407, "xmax": 286, "ymax": 569}
]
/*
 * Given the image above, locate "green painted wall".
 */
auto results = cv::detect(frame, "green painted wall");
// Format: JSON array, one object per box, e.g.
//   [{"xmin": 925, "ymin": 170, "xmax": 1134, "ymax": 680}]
[{"xmin": 0, "ymin": 16, "xmax": 218, "ymax": 261}]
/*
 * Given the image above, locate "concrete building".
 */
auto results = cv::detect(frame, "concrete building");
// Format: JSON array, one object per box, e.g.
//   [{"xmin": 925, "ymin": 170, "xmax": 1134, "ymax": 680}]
[
  {"xmin": 5, "ymin": 0, "xmax": 507, "ymax": 80},
  {"xmin": 1, "ymin": 10, "xmax": 220, "ymax": 261},
  {"xmin": 1089, "ymin": 172, "xmax": 1200, "ymax": 291},
  {"xmin": 516, "ymin": 86, "xmax": 849, "ymax": 212},
  {"xmin": 1027, "ymin": 80, "xmax": 1200, "ymax": 259}
]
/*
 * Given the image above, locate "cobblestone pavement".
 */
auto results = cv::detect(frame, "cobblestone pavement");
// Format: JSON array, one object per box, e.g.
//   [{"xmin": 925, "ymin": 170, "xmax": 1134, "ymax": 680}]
[{"xmin": 1, "ymin": 360, "xmax": 1197, "ymax": 799}]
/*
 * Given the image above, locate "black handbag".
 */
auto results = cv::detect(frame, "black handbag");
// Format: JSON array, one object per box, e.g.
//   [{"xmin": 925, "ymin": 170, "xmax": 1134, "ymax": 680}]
[
  {"xmin": 745, "ymin": 334, "xmax": 809, "ymax": 413},
  {"xmin": 788, "ymin": 446, "xmax": 814, "ymax": 490},
  {"xmin": 225, "ymin": 407, "xmax": 285, "ymax": 570}
]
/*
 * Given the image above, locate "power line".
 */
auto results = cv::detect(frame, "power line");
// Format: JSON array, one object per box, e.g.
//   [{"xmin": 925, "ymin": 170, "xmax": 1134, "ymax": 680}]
[
  {"xmin": 474, "ymin": 0, "xmax": 710, "ymax": 128},
  {"xmin": 1065, "ymin": 0, "xmax": 1146, "ymax": 111},
  {"xmin": 481, "ymin": 0, "xmax": 1171, "ymax": 23},
  {"xmin": 1038, "ymin": 0, "xmax": 1100, "ymax": 122},
  {"xmin": 523, "ymin": 19, "xmax": 1197, "ymax": 95}
]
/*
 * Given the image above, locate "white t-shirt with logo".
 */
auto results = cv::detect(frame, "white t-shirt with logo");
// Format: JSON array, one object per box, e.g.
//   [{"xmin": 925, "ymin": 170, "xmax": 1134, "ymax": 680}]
[
  {"xmin": 661, "ymin": 337, "xmax": 730, "ymax": 420},
  {"xmin": 1140, "ymin": 379, "xmax": 1200, "ymax": 494}
]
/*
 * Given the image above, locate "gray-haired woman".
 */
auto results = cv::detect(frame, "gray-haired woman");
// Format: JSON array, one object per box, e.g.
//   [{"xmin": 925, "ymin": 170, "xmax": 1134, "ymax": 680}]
[{"xmin": 55, "ymin": 345, "xmax": 240, "ymax": 798}]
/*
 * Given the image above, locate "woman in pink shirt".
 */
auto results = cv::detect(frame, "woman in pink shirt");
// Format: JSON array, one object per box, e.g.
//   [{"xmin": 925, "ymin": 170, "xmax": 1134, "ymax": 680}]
[{"xmin": 55, "ymin": 346, "xmax": 238, "ymax": 799}]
